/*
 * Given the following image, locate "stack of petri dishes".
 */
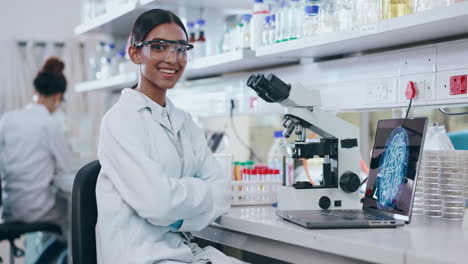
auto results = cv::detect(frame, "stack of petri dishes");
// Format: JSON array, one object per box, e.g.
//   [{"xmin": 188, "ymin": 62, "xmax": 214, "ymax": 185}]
[
  {"xmin": 439, "ymin": 150, "xmax": 466, "ymax": 220},
  {"xmin": 413, "ymin": 153, "xmax": 427, "ymax": 215},
  {"xmin": 422, "ymin": 150, "xmax": 443, "ymax": 217}
]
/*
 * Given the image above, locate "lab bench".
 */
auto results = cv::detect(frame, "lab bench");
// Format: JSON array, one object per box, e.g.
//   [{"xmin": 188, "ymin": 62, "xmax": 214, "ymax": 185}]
[{"xmin": 193, "ymin": 206, "xmax": 468, "ymax": 264}]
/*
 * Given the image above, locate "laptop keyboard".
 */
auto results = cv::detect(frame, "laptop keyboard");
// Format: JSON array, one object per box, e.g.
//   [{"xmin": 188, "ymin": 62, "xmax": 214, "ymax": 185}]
[{"xmin": 320, "ymin": 210, "xmax": 394, "ymax": 221}]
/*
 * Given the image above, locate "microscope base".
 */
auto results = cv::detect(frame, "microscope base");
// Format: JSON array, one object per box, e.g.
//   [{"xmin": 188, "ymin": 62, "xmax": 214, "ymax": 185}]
[{"xmin": 277, "ymin": 186, "xmax": 361, "ymax": 210}]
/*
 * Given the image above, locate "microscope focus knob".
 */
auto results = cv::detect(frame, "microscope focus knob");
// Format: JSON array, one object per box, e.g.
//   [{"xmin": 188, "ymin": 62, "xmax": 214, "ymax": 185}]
[
  {"xmin": 319, "ymin": 196, "xmax": 331, "ymax": 210},
  {"xmin": 339, "ymin": 172, "xmax": 361, "ymax": 193}
]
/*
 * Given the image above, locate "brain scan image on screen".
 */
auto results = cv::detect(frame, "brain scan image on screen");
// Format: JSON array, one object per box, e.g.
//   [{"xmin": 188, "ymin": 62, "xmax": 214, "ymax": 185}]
[{"xmin": 376, "ymin": 126, "xmax": 409, "ymax": 210}]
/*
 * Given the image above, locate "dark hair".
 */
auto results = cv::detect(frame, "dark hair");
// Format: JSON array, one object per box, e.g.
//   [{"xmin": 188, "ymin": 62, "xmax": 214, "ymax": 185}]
[
  {"xmin": 131, "ymin": 9, "xmax": 188, "ymax": 46},
  {"xmin": 33, "ymin": 57, "xmax": 67, "ymax": 96}
]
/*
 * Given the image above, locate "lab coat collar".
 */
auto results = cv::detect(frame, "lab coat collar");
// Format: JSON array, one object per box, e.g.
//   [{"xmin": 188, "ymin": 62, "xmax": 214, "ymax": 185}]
[
  {"xmin": 25, "ymin": 103, "xmax": 49, "ymax": 115},
  {"xmin": 120, "ymin": 88, "xmax": 186, "ymax": 133}
]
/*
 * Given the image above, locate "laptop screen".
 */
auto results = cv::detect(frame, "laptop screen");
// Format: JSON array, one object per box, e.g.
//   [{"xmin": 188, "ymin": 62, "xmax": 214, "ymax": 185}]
[{"xmin": 362, "ymin": 118, "xmax": 427, "ymax": 218}]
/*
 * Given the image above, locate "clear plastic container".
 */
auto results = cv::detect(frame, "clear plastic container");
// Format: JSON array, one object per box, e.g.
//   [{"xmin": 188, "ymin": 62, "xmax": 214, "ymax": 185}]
[
  {"xmin": 267, "ymin": 131, "xmax": 293, "ymax": 185},
  {"xmin": 319, "ymin": 0, "xmax": 339, "ymax": 32},
  {"xmin": 382, "ymin": 0, "xmax": 414, "ymax": 20},
  {"xmin": 99, "ymin": 57, "xmax": 112, "ymax": 79},
  {"xmin": 269, "ymin": 14, "xmax": 276, "ymax": 44},
  {"xmin": 262, "ymin": 16, "xmax": 271, "ymax": 45},
  {"xmin": 240, "ymin": 14, "xmax": 252, "ymax": 49},
  {"xmin": 112, "ymin": 50, "xmax": 126, "ymax": 76},
  {"xmin": 289, "ymin": 0, "xmax": 303, "ymax": 40},
  {"xmin": 303, "ymin": 0, "xmax": 320, "ymax": 37},
  {"xmin": 416, "ymin": 0, "xmax": 451, "ymax": 12},
  {"xmin": 222, "ymin": 23, "xmax": 233, "ymax": 53},
  {"xmin": 277, "ymin": 0, "xmax": 290, "ymax": 41},
  {"xmin": 97, "ymin": 43, "xmax": 115, "ymax": 79},
  {"xmin": 251, "ymin": 0, "xmax": 269, "ymax": 49},
  {"xmin": 336, "ymin": 0, "xmax": 354, "ymax": 31},
  {"xmin": 354, "ymin": 0, "xmax": 381, "ymax": 29},
  {"xmin": 88, "ymin": 41, "xmax": 105, "ymax": 80}
]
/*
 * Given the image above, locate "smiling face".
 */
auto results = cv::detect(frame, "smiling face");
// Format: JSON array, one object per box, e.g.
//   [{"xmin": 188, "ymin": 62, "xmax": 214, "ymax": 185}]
[{"xmin": 129, "ymin": 23, "xmax": 188, "ymax": 91}]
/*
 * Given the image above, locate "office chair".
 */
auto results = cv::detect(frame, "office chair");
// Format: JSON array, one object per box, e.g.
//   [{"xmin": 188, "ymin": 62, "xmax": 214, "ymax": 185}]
[
  {"xmin": 71, "ymin": 160, "xmax": 100, "ymax": 264},
  {"xmin": 0, "ymin": 177, "xmax": 62, "ymax": 264}
]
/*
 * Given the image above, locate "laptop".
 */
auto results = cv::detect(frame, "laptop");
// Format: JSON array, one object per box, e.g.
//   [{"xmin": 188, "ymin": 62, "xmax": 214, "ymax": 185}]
[{"xmin": 276, "ymin": 117, "xmax": 428, "ymax": 229}]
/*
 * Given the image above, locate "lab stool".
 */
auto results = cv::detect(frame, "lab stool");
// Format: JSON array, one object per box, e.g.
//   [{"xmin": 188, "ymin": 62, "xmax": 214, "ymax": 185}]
[{"xmin": 0, "ymin": 221, "xmax": 62, "ymax": 264}]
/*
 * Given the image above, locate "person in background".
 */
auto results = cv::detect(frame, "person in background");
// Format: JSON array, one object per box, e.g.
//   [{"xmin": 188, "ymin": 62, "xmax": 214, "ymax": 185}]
[
  {"xmin": 0, "ymin": 57, "xmax": 74, "ymax": 262},
  {"xmin": 96, "ymin": 9, "xmax": 244, "ymax": 263}
]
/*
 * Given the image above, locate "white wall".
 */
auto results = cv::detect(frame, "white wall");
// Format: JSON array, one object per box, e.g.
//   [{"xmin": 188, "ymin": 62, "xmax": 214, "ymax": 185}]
[{"xmin": 0, "ymin": 0, "xmax": 82, "ymax": 113}]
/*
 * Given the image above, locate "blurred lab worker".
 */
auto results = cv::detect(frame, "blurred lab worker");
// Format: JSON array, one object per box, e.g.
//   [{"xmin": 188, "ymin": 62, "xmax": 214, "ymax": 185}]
[
  {"xmin": 0, "ymin": 57, "xmax": 73, "ymax": 240},
  {"xmin": 96, "ymin": 9, "xmax": 243, "ymax": 264}
]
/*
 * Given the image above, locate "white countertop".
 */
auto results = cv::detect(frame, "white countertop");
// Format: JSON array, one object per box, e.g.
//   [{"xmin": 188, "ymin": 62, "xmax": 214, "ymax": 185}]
[{"xmin": 205, "ymin": 206, "xmax": 468, "ymax": 264}]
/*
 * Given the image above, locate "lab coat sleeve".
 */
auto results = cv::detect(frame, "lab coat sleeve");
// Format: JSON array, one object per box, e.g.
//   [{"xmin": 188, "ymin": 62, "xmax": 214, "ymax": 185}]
[
  {"xmin": 98, "ymin": 111, "xmax": 218, "ymax": 227},
  {"xmin": 177, "ymin": 118, "xmax": 231, "ymax": 232},
  {"xmin": 48, "ymin": 120, "xmax": 75, "ymax": 193}
]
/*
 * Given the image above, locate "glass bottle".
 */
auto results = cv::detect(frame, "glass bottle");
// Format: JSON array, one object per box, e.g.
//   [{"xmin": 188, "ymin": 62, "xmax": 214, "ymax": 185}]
[
  {"xmin": 289, "ymin": 0, "xmax": 303, "ymax": 40},
  {"xmin": 240, "ymin": 14, "xmax": 252, "ymax": 49},
  {"xmin": 195, "ymin": 19, "xmax": 206, "ymax": 59},
  {"xmin": 269, "ymin": 14, "xmax": 276, "ymax": 44},
  {"xmin": 262, "ymin": 16, "xmax": 271, "ymax": 45},
  {"xmin": 382, "ymin": 0, "xmax": 414, "ymax": 20},
  {"xmin": 303, "ymin": 0, "xmax": 320, "ymax": 37},
  {"xmin": 336, "ymin": 0, "xmax": 354, "ymax": 32},
  {"xmin": 354, "ymin": 0, "xmax": 381, "ymax": 28},
  {"xmin": 319, "ymin": 0, "xmax": 338, "ymax": 33}
]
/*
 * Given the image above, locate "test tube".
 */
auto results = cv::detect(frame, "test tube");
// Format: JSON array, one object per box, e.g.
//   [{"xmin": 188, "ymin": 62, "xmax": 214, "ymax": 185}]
[{"xmin": 251, "ymin": 169, "xmax": 258, "ymax": 201}]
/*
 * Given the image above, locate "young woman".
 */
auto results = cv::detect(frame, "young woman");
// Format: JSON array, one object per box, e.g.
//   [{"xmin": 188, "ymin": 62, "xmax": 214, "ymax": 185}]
[
  {"xmin": 0, "ymin": 57, "xmax": 73, "ymax": 235},
  {"xmin": 96, "ymin": 9, "xmax": 242, "ymax": 263}
]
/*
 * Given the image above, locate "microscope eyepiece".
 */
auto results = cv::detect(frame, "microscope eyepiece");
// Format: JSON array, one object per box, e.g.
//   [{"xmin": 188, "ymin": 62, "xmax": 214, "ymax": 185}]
[{"xmin": 245, "ymin": 73, "xmax": 291, "ymax": 103}]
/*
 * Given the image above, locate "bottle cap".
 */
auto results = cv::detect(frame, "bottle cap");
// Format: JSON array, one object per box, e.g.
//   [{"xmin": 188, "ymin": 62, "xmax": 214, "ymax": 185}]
[
  {"xmin": 274, "ymin": 169, "xmax": 280, "ymax": 174},
  {"xmin": 196, "ymin": 19, "xmax": 206, "ymax": 26},
  {"xmin": 271, "ymin": 14, "xmax": 276, "ymax": 22},
  {"xmin": 254, "ymin": 0, "xmax": 264, "ymax": 3},
  {"xmin": 264, "ymin": 15, "xmax": 271, "ymax": 24},
  {"xmin": 274, "ymin": 131, "xmax": 283, "ymax": 138},
  {"xmin": 108, "ymin": 43, "xmax": 116, "ymax": 49},
  {"xmin": 242, "ymin": 14, "xmax": 252, "ymax": 23},
  {"xmin": 187, "ymin": 21, "xmax": 195, "ymax": 28},
  {"xmin": 251, "ymin": 169, "xmax": 258, "ymax": 174},
  {"xmin": 118, "ymin": 50, "xmax": 125, "ymax": 57},
  {"xmin": 305, "ymin": 5, "xmax": 319, "ymax": 14},
  {"xmin": 246, "ymin": 161, "xmax": 255, "ymax": 165}
]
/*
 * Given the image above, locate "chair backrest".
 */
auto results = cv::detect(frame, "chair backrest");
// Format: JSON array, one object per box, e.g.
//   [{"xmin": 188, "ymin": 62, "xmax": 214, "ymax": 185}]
[{"xmin": 72, "ymin": 160, "xmax": 100, "ymax": 264}]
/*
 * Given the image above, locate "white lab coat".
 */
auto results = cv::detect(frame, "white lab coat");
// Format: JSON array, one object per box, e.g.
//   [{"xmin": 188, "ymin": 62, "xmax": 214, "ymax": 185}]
[
  {"xmin": 96, "ymin": 89, "xmax": 234, "ymax": 264},
  {"xmin": 0, "ymin": 104, "xmax": 74, "ymax": 222}
]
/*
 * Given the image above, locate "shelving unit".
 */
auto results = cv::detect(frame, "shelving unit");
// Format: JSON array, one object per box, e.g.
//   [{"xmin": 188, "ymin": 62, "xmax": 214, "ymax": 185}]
[
  {"xmin": 140, "ymin": 0, "xmax": 251, "ymax": 9},
  {"xmin": 185, "ymin": 49, "xmax": 298, "ymax": 79},
  {"xmin": 256, "ymin": 2, "xmax": 468, "ymax": 59},
  {"xmin": 74, "ymin": 1, "xmax": 138, "ymax": 36},
  {"xmin": 74, "ymin": 0, "xmax": 251, "ymax": 36},
  {"xmin": 75, "ymin": 72, "xmax": 138, "ymax": 92}
]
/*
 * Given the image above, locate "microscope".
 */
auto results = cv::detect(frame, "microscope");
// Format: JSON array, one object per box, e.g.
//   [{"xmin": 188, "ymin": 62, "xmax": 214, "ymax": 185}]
[{"xmin": 246, "ymin": 73, "xmax": 362, "ymax": 210}]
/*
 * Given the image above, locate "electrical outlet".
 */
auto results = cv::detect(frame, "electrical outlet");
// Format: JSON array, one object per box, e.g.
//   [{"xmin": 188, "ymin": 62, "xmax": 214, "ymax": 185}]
[
  {"xmin": 438, "ymin": 70, "xmax": 468, "ymax": 100},
  {"xmin": 450, "ymin": 75, "xmax": 467, "ymax": 95},
  {"xmin": 399, "ymin": 75, "xmax": 435, "ymax": 102},
  {"xmin": 366, "ymin": 80, "xmax": 388, "ymax": 104}
]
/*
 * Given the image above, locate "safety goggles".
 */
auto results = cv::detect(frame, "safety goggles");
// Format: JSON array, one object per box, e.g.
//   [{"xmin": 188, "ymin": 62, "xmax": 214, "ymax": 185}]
[{"xmin": 134, "ymin": 39, "xmax": 194, "ymax": 63}]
